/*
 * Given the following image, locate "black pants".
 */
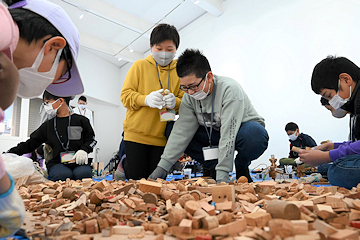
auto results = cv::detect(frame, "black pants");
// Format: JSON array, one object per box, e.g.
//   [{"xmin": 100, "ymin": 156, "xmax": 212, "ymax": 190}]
[{"xmin": 123, "ymin": 141, "xmax": 165, "ymax": 180}]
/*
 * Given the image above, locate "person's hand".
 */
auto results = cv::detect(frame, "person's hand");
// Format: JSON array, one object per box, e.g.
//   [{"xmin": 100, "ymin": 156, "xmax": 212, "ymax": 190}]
[
  {"xmin": 72, "ymin": 150, "xmax": 88, "ymax": 165},
  {"xmin": 163, "ymin": 92, "xmax": 176, "ymax": 109},
  {"xmin": 145, "ymin": 89, "xmax": 165, "ymax": 109},
  {"xmin": 298, "ymin": 149, "xmax": 332, "ymax": 166},
  {"xmin": 313, "ymin": 142, "xmax": 334, "ymax": 151},
  {"xmin": 148, "ymin": 166, "xmax": 168, "ymax": 180}
]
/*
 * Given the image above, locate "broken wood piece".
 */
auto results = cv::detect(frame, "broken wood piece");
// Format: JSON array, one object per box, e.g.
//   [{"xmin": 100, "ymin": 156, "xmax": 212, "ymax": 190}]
[
  {"xmin": 244, "ymin": 212, "xmax": 272, "ymax": 228},
  {"xmin": 179, "ymin": 219, "xmax": 192, "ymax": 234},
  {"xmin": 201, "ymin": 216, "xmax": 219, "ymax": 230},
  {"xmin": 208, "ymin": 219, "xmax": 247, "ymax": 236},
  {"xmin": 138, "ymin": 179, "xmax": 162, "ymax": 195},
  {"xmin": 112, "ymin": 225, "xmax": 144, "ymax": 235},
  {"xmin": 184, "ymin": 200, "xmax": 202, "ymax": 215},
  {"xmin": 313, "ymin": 219, "xmax": 338, "ymax": 236}
]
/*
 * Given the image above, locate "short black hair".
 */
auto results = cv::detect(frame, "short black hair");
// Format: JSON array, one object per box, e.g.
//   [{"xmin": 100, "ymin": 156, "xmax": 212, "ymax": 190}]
[
  {"xmin": 78, "ymin": 95, "xmax": 87, "ymax": 102},
  {"xmin": 320, "ymin": 97, "xmax": 329, "ymax": 106},
  {"xmin": 150, "ymin": 24, "xmax": 180, "ymax": 49},
  {"xmin": 176, "ymin": 49, "xmax": 212, "ymax": 78},
  {"xmin": 285, "ymin": 122, "xmax": 298, "ymax": 132},
  {"xmin": 311, "ymin": 56, "xmax": 360, "ymax": 94},
  {"xmin": 43, "ymin": 91, "xmax": 71, "ymax": 106},
  {"xmin": 5, "ymin": 1, "xmax": 72, "ymax": 65}
]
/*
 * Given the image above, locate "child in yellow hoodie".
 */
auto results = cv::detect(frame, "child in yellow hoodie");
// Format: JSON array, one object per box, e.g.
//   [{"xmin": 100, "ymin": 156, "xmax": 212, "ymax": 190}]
[{"xmin": 120, "ymin": 24, "xmax": 184, "ymax": 180}]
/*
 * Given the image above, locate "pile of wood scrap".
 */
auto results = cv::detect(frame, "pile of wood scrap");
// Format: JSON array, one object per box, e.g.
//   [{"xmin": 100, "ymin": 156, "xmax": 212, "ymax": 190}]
[{"xmin": 16, "ymin": 176, "xmax": 360, "ymax": 240}]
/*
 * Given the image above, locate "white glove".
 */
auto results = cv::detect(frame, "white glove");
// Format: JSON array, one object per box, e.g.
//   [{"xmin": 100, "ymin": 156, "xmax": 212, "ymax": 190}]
[
  {"xmin": 299, "ymin": 173, "xmax": 322, "ymax": 183},
  {"xmin": 145, "ymin": 89, "xmax": 165, "ymax": 109},
  {"xmin": 163, "ymin": 92, "xmax": 176, "ymax": 109},
  {"xmin": 295, "ymin": 157, "xmax": 303, "ymax": 165},
  {"xmin": 72, "ymin": 150, "xmax": 88, "ymax": 165}
]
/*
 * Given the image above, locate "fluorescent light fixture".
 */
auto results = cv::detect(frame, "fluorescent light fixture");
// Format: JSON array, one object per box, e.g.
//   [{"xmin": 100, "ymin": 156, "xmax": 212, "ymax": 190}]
[
  {"xmin": 117, "ymin": 57, "xmax": 122, "ymax": 61},
  {"xmin": 79, "ymin": 14, "xmax": 84, "ymax": 19},
  {"xmin": 194, "ymin": 0, "xmax": 200, "ymax": 4},
  {"xmin": 128, "ymin": 46, "xmax": 134, "ymax": 53}
]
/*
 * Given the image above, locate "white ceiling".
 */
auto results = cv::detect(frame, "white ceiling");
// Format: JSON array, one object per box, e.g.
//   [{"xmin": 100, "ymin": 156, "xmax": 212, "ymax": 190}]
[{"xmin": 48, "ymin": 0, "xmax": 224, "ymax": 68}]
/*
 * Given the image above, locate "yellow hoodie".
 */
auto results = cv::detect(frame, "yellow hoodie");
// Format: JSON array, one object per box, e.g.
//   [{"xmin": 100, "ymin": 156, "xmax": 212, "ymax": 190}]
[{"xmin": 121, "ymin": 55, "xmax": 184, "ymax": 146}]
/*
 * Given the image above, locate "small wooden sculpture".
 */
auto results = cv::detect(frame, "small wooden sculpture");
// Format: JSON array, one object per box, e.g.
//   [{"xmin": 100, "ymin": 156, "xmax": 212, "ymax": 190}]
[{"xmin": 263, "ymin": 155, "xmax": 285, "ymax": 181}]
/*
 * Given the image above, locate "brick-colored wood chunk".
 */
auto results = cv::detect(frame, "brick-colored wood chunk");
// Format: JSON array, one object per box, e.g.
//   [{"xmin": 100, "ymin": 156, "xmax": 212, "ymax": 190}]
[{"xmin": 179, "ymin": 219, "xmax": 192, "ymax": 234}]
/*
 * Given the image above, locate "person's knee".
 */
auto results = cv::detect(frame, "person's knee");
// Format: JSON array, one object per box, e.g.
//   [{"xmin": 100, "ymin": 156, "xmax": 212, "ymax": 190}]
[
  {"xmin": 73, "ymin": 166, "xmax": 92, "ymax": 180},
  {"xmin": 48, "ymin": 165, "xmax": 73, "ymax": 181}
]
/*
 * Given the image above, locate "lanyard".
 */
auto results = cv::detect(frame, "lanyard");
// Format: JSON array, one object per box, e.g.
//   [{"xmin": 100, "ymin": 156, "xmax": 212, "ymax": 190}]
[
  {"xmin": 155, "ymin": 63, "xmax": 171, "ymax": 91},
  {"xmin": 199, "ymin": 83, "xmax": 216, "ymax": 147},
  {"xmin": 54, "ymin": 115, "xmax": 71, "ymax": 151}
]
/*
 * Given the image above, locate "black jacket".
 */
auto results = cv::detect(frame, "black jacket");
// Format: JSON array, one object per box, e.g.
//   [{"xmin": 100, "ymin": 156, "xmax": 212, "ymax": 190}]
[
  {"xmin": 341, "ymin": 82, "xmax": 360, "ymax": 141},
  {"xmin": 289, "ymin": 133, "xmax": 317, "ymax": 158},
  {"xmin": 8, "ymin": 114, "xmax": 96, "ymax": 171}
]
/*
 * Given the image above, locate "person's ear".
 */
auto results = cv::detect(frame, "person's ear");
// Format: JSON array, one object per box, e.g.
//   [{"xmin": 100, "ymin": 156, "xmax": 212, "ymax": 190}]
[
  {"xmin": 208, "ymin": 71, "xmax": 214, "ymax": 84},
  {"xmin": 150, "ymin": 45, "xmax": 153, "ymax": 52},
  {"xmin": 339, "ymin": 73, "xmax": 353, "ymax": 86},
  {"xmin": 43, "ymin": 37, "xmax": 66, "ymax": 55}
]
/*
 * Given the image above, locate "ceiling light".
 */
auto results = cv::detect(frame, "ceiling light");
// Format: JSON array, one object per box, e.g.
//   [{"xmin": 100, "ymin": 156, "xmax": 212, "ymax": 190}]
[
  {"xmin": 117, "ymin": 57, "xmax": 122, "ymax": 61},
  {"xmin": 79, "ymin": 14, "xmax": 84, "ymax": 19},
  {"xmin": 194, "ymin": 0, "xmax": 200, "ymax": 4},
  {"xmin": 128, "ymin": 46, "xmax": 134, "ymax": 53}
]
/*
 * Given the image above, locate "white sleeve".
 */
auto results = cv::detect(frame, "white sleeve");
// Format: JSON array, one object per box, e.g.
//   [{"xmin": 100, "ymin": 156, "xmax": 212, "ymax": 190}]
[{"xmin": 0, "ymin": 173, "xmax": 26, "ymax": 238}]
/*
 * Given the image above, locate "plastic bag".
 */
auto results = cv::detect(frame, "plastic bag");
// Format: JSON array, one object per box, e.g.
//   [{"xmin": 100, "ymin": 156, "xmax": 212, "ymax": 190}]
[{"xmin": 2, "ymin": 153, "xmax": 35, "ymax": 179}]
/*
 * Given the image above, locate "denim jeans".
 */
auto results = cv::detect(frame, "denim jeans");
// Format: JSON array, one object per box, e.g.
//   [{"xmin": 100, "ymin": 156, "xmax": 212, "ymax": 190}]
[
  {"xmin": 48, "ymin": 163, "xmax": 92, "ymax": 181},
  {"xmin": 319, "ymin": 154, "xmax": 360, "ymax": 189},
  {"xmin": 166, "ymin": 121, "xmax": 269, "ymax": 172}
]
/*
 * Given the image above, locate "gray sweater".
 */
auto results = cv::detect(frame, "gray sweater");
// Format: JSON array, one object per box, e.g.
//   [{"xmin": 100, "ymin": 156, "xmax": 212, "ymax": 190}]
[{"xmin": 158, "ymin": 75, "xmax": 265, "ymax": 181}]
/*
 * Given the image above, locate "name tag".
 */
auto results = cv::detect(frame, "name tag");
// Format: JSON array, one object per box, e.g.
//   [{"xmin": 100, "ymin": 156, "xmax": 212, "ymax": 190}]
[
  {"xmin": 61, "ymin": 151, "xmax": 75, "ymax": 164},
  {"xmin": 202, "ymin": 146, "xmax": 219, "ymax": 161},
  {"xmin": 159, "ymin": 110, "xmax": 175, "ymax": 122}
]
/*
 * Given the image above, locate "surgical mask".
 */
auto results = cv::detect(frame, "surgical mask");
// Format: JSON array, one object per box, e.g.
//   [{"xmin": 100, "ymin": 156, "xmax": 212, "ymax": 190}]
[
  {"xmin": 289, "ymin": 133, "xmax": 298, "ymax": 141},
  {"xmin": 78, "ymin": 104, "xmax": 86, "ymax": 110},
  {"xmin": 190, "ymin": 73, "xmax": 211, "ymax": 100},
  {"xmin": 43, "ymin": 99, "xmax": 61, "ymax": 118},
  {"xmin": 17, "ymin": 43, "xmax": 63, "ymax": 99},
  {"xmin": 328, "ymin": 80, "xmax": 352, "ymax": 110},
  {"xmin": 332, "ymin": 108, "xmax": 347, "ymax": 118},
  {"xmin": 152, "ymin": 51, "xmax": 175, "ymax": 66}
]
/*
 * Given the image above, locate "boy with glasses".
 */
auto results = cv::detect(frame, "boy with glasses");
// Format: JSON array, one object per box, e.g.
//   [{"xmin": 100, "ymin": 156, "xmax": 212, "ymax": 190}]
[{"xmin": 149, "ymin": 49, "xmax": 269, "ymax": 183}]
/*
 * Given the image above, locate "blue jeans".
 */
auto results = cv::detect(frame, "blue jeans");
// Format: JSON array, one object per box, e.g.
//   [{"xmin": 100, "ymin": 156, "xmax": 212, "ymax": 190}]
[
  {"xmin": 166, "ymin": 121, "xmax": 269, "ymax": 172},
  {"xmin": 319, "ymin": 154, "xmax": 360, "ymax": 189},
  {"xmin": 48, "ymin": 163, "xmax": 92, "ymax": 181}
]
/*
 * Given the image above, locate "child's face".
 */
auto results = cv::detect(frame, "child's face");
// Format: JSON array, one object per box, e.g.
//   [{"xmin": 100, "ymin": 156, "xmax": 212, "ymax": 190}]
[
  {"xmin": 0, "ymin": 52, "xmax": 19, "ymax": 110},
  {"xmin": 320, "ymin": 80, "xmax": 352, "ymax": 101},
  {"xmin": 151, "ymin": 40, "xmax": 176, "ymax": 53},
  {"xmin": 286, "ymin": 129, "xmax": 299, "ymax": 136}
]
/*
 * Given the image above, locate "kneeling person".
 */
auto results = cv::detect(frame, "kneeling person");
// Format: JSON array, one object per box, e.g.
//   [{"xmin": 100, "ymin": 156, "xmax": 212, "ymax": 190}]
[
  {"xmin": 149, "ymin": 49, "xmax": 269, "ymax": 183},
  {"xmin": 8, "ymin": 91, "xmax": 96, "ymax": 181}
]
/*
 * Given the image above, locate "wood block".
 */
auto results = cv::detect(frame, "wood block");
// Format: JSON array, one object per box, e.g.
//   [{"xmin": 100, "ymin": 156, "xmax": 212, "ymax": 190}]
[
  {"xmin": 199, "ymin": 201, "xmax": 215, "ymax": 216},
  {"xmin": 211, "ymin": 185, "xmax": 235, "ymax": 203},
  {"xmin": 290, "ymin": 201, "xmax": 314, "ymax": 211},
  {"xmin": 215, "ymin": 200, "xmax": 234, "ymax": 211},
  {"xmin": 244, "ymin": 212, "xmax": 271, "ymax": 228},
  {"xmin": 184, "ymin": 200, "xmax": 202, "ymax": 215},
  {"xmin": 314, "ymin": 204, "xmax": 334, "ymax": 213},
  {"xmin": 179, "ymin": 219, "xmax": 192, "ymax": 234},
  {"xmin": 293, "ymin": 234, "xmax": 320, "ymax": 240},
  {"xmin": 353, "ymin": 199, "xmax": 360, "ymax": 210},
  {"xmin": 202, "ymin": 216, "xmax": 219, "ymax": 230},
  {"xmin": 142, "ymin": 192, "xmax": 158, "ymax": 205},
  {"xmin": 166, "ymin": 199, "xmax": 173, "ymax": 213},
  {"xmin": 113, "ymin": 226, "xmax": 144, "ymax": 235},
  {"xmin": 138, "ymin": 179, "xmax": 162, "ymax": 195},
  {"xmin": 192, "ymin": 215, "xmax": 205, "ymax": 229},
  {"xmin": 101, "ymin": 227, "xmax": 113, "ymax": 237},
  {"xmin": 209, "ymin": 219, "xmax": 247, "ymax": 236},
  {"xmin": 313, "ymin": 219, "xmax": 338, "ymax": 236},
  {"xmin": 326, "ymin": 195, "xmax": 344, "ymax": 203},
  {"xmin": 187, "ymin": 186, "xmax": 212, "ymax": 193},
  {"xmin": 291, "ymin": 220, "xmax": 309, "ymax": 234},
  {"xmin": 349, "ymin": 209, "xmax": 360, "ymax": 221},
  {"xmin": 328, "ymin": 229, "xmax": 359, "ymax": 240},
  {"xmin": 267, "ymin": 199, "xmax": 301, "ymax": 220}
]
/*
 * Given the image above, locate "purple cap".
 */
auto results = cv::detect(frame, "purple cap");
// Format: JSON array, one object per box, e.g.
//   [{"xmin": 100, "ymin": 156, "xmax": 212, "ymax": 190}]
[{"xmin": 10, "ymin": 0, "xmax": 84, "ymax": 97}]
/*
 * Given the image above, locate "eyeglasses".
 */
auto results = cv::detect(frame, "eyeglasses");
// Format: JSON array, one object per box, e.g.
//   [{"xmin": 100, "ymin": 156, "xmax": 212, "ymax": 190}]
[
  {"xmin": 52, "ymin": 49, "xmax": 72, "ymax": 85},
  {"xmin": 180, "ymin": 73, "xmax": 207, "ymax": 92}
]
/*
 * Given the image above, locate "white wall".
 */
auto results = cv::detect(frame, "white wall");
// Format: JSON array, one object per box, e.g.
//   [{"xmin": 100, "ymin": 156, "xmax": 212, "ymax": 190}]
[{"xmin": 164, "ymin": 0, "xmax": 359, "ymax": 169}]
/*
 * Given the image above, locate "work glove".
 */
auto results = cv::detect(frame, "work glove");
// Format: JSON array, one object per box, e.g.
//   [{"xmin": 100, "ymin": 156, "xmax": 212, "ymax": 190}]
[
  {"xmin": 148, "ymin": 166, "xmax": 168, "ymax": 180},
  {"xmin": 163, "ymin": 92, "xmax": 176, "ymax": 109},
  {"xmin": 72, "ymin": 150, "xmax": 88, "ymax": 165},
  {"xmin": 299, "ymin": 173, "xmax": 322, "ymax": 183},
  {"xmin": 294, "ymin": 157, "xmax": 303, "ymax": 165},
  {"xmin": 145, "ymin": 89, "xmax": 165, "ymax": 109}
]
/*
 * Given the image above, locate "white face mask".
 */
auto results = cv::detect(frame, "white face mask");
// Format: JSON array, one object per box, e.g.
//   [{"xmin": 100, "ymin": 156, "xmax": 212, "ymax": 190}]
[
  {"xmin": 190, "ymin": 73, "xmax": 211, "ymax": 100},
  {"xmin": 152, "ymin": 51, "xmax": 175, "ymax": 66},
  {"xmin": 288, "ymin": 132, "xmax": 298, "ymax": 141},
  {"xmin": 17, "ymin": 43, "xmax": 63, "ymax": 99},
  {"xmin": 43, "ymin": 99, "xmax": 61, "ymax": 118},
  {"xmin": 328, "ymin": 79, "xmax": 352, "ymax": 111},
  {"xmin": 78, "ymin": 104, "xmax": 86, "ymax": 110}
]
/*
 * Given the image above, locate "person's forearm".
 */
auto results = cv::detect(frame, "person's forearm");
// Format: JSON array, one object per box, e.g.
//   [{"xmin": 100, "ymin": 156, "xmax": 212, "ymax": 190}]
[{"xmin": 0, "ymin": 174, "xmax": 11, "ymax": 195}]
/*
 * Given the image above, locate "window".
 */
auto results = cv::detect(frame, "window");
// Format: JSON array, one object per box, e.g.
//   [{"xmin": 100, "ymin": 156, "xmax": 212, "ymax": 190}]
[
  {"xmin": 0, "ymin": 97, "xmax": 22, "ymax": 136},
  {"xmin": 28, "ymin": 98, "xmax": 42, "ymax": 136}
]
